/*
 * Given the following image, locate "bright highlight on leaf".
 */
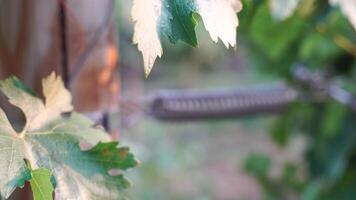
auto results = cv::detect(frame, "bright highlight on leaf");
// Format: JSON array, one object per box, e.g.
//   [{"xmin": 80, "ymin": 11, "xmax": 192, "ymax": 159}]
[
  {"xmin": 132, "ymin": 0, "xmax": 163, "ymax": 76},
  {"xmin": 197, "ymin": 0, "xmax": 242, "ymax": 47},
  {"xmin": 131, "ymin": 0, "xmax": 243, "ymax": 76},
  {"xmin": 0, "ymin": 73, "xmax": 138, "ymax": 199}
]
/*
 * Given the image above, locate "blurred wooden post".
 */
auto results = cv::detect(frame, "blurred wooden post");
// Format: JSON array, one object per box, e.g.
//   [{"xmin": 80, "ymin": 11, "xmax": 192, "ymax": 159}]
[{"xmin": 0, "ymin": 0, "xmax": 120, "ymax": 113}]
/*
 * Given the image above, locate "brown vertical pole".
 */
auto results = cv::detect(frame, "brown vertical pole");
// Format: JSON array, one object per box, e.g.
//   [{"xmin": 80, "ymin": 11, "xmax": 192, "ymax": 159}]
[{"xmin": 58, "ymin": 0, "xmax": 70, "ymax": 88}]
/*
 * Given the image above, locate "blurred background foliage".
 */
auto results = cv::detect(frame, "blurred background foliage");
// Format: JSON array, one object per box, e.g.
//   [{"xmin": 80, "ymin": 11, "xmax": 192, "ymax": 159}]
[{"xmin": 116, "ymin": 0, "xmax": 355, "ymax": 199}]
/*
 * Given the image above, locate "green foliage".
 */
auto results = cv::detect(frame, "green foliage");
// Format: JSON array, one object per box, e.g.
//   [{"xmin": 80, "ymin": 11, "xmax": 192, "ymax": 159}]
[
  {"xmin": 0, "ymin": 73, "xmax": 138, "ymax": 199},
  {"xmin": 164, "ymin": 0, "xmax": 198, "ymax": 46},
  {"xmin": 87, "ymin": 141, "xmax": 138, "ymax": 171},
  {"xmin": 29, "ymin": 168, "xmax": 54, "ymax": 200},
  {"xmin": 244, "ymin": 153, "xmax": 271, "ymax": 178},
  {"xmin": 250, "ymin": 4, "xmax": 306, "ymax": 61},
  {"xmin": 239, "ymin": 0, "xmax": 356, "ymax": 199},
  {"xmin": 245, "ymin": 154, "xmax": 306, "ymax": 200}
]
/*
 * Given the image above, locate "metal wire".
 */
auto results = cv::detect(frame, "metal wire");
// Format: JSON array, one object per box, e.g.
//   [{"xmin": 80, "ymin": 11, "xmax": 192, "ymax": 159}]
[
  {"xmin": 116, "ymin": 66, "xmax": 356, "ymax": 123},
  {"xmin": 147, "ymin": 84, "xmax": 298, "ymax": 121}
]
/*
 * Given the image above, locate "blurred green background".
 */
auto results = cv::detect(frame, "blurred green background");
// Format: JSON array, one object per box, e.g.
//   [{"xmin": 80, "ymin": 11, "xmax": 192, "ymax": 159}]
[{"xmin": 116, "ymin": 0, "xmax": 356, "ymax": 199}]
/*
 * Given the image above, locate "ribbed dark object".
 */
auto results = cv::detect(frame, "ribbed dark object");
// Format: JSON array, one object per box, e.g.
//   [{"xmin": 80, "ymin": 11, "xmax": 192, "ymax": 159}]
[{"xmin": 148, "ymin": 84, "xmax": 298, "ymax": 121}]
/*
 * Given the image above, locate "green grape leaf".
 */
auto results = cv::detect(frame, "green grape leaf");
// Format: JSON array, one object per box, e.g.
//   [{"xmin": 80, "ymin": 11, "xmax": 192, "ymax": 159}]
[
  {"xmin": 132, "ymin": 0, "xmax": 242, "ymax": 76},
  {"xmin": 163, "ymin": 0, "xmax": 198, "ymax": 46},
  {"xmin": 29, "ymin": 168, "xmax": 53, "ymax": 200},
  {"xmin": 0, "ymin": 73, "xmax": 138, "ymax": 199},
  {"xmin": 87, "ymin": 141, "xmax": 138, "ymax": 171}
]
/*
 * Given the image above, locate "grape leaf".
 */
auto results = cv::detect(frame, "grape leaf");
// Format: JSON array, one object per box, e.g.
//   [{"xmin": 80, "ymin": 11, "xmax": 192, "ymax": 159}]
[
  {"xmin": 29, "ymin": 168, "xmax": 54, "ymax": 200},
  {"xmin": 163, "ymin": 0, "xmax": 198, "ymax": 46},
  {"xmin": 132, "ymin": 0, "xmax": 242, "ymax": 76},
  {"xmin": 132, "ymin": 0, "xmax": 163, "ymax": 76},
  {"xmin": 0, "ymin": 73, "xmax": 138, "ymax": 199},
  {"xmin": 330, "ymin": 0, "xmax": 356, "ymax": 30},
  {"xmin": 196, "ymin": 0, "xmax": 242, "ymax": 47}
]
